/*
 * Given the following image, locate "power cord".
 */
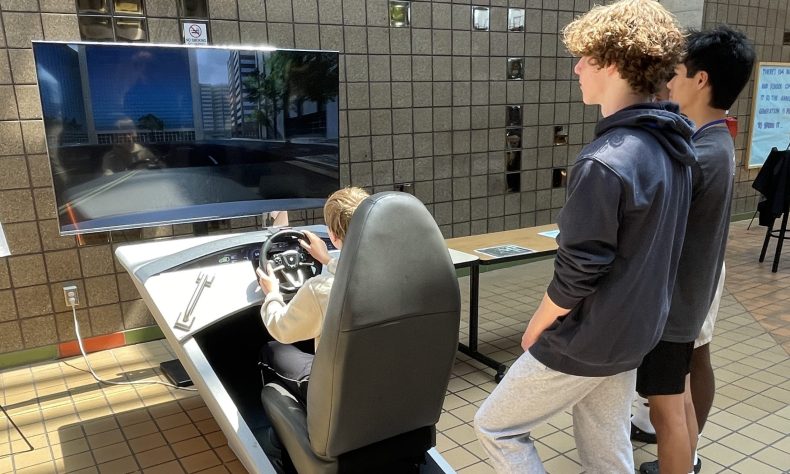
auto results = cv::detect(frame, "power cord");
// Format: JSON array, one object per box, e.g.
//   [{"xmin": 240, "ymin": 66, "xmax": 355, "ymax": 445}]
[{"xmin": 70, "ymin": 297, "xmax": 197, "ymax": 392}]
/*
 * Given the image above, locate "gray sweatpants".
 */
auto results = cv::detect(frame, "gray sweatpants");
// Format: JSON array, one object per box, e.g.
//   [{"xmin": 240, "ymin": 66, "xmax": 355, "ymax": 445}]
[{"xmin": 474, "ymin": 351, "xmax": 636, "ymax": 473}]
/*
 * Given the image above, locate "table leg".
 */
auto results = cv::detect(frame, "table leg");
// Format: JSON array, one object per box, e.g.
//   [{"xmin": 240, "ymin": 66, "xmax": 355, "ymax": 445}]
[{"xmin": 457, "ymin": 262, "xmax": 507, "ymax": 382}]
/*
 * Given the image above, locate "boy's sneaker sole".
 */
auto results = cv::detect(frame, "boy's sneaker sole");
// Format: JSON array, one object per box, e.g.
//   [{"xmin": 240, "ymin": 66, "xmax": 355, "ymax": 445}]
[
  {"xmin": 631, "ymin": 422, "xmax": 657, "ymax": 444},
  {"xmin": 639, "ymin": 458, "xmax": 702, "ymax": 474}
]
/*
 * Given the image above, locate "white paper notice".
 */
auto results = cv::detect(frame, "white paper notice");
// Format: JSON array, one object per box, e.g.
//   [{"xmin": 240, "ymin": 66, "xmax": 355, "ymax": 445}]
[{"xmin": 0, "ymin": 222, "xmax": 10, "ymax": 257}]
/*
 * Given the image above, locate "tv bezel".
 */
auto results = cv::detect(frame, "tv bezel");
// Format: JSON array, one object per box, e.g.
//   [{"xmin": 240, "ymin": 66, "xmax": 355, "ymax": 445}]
[{"xmin": 31, "ymin": 40, "xmax": 341, "ymax": 236}]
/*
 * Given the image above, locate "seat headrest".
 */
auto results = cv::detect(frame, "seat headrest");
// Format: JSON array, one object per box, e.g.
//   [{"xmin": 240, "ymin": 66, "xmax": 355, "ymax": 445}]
[{"xmin": 327, "ymin": 191, "xmax": 459, "ymax": 330}]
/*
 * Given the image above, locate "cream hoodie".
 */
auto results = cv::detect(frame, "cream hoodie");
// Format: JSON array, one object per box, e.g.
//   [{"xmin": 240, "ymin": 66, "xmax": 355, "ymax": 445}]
[{"xmin": 260, "ymin": 258, "xmax": 337, "ymax": 350}]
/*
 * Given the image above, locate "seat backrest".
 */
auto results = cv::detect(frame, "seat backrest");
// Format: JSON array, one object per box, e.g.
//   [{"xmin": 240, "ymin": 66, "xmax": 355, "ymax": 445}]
[{"xmin": 306, "ymin": 192, "xmax": 461, "ymax": 458}]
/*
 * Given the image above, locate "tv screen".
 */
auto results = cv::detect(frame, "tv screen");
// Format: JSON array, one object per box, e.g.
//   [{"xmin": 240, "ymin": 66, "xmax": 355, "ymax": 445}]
[{"xmin": 32, "ymin": 41, "xmax": 340, "ymax": 235}]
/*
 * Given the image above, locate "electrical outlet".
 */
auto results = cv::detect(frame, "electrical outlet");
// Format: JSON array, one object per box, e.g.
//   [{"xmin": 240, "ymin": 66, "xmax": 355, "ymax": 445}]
[{"xmin": 63, "ymin": 285, "xmax": 79, "ymax": 307}]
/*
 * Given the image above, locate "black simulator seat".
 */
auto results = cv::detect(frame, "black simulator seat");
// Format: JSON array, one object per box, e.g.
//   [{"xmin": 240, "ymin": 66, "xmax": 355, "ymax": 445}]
[{"xmin": 260, "ymin": 192, "xmax": 462, "ymax": 473}]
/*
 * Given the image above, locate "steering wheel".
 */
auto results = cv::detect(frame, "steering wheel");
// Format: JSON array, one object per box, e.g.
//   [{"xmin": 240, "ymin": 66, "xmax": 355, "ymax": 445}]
[{"xmin": 260, "ymin": 230, "xmax": 323, "ymax": 293}]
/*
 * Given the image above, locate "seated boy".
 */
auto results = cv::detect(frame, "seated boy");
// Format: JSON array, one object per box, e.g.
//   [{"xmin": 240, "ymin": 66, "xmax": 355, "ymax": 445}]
[{"xmin": 256, "ymin": 186, "xmax": 369, "ymax": 401}]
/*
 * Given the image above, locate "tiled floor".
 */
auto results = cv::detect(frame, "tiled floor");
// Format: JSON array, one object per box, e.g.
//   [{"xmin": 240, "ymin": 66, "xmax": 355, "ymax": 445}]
[{"xmin": 1, "ymin": 220, "xmax": 788, "ymax": 473}]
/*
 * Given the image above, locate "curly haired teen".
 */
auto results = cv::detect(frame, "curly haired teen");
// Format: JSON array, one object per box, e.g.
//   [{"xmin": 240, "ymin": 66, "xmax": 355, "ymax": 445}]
[{"xmin": 474, "ymin": 1, "xmax": 695, "ymax": 472}]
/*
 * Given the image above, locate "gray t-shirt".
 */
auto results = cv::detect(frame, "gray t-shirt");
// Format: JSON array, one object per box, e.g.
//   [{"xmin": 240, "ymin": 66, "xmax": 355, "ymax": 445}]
[{"xmin": 661, "ymin": 124, "xmax": 734, "ymax": 342}]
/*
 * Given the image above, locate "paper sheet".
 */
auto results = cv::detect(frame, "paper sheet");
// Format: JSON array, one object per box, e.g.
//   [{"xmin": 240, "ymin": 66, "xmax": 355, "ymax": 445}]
[{"xmin": 474, "ymin": 244, "xmax": 535, "ymax": 258}]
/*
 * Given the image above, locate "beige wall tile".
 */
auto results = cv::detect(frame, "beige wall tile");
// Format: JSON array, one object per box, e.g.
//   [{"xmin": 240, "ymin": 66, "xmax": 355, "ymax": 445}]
[
  {"xmin": 26, "ymin": 154, "xmax": 53, "ymax": 187},
  {"xmin": 238, "ymin": 0, "xmax": 266, "ymax": 22},
  {"xmin": 9, "ymin": 254, "xmax": 47, "ymax": 287},
  {"xmin": 14, "ymin": 85, "xmax": 41, "ymax": 119},
  {"xmin": 0, "ymin": 121, "xmax": 25, "ymax": 155},
  {"xmin": 45, "ymin": 249, "xmax": 82, "ymax": 282},
  {"xmin": 265, "ymin": 0, "xmax": 291, "ymax": 22},
  {"xmin": 147, "ymin": 18, "xmax": 180, "ymax": 44},
  {"xmin": 79, "ymin": 245, "xmax": 114, "ymax": 277},
  {"xmin": 39, "ymin": 0, "xmax": 76, "ymax": 13},
  {"xmin": 145, "ymin": 0, "xmax": 177, "ymax": 17},
  {"xmin": 116, "ymin": 273, "xmax": 139, "ymax": 302},
  {"xmin": 209, "ymin": 0, "xmax": 237, "ymax": 19},
  {"xmin": 0, "ymin": 0, "xmax": 39, "ymax": 11},
  {"xmin": 121, "ymin": 299, "xmax": 153, "ymax": 329},
  {"xmin": 0, "ymin": 85, "xmax": 19, "ymax": 120},
  {"xmin": 85, "ymin": 275, "xmax": 119, "ymax": 306},
  {"xmin": 2, "ymin": 12, "xmax": 44, "ymax": 47},
  {"xmin": 0, "ymin": 259, "xmax": 10, "ymax": 289},
  {"xmin": 240, "ymin": 21, "xmax": 268, "ymax": 44},
  {"xmin": 89, "ymin": 303, "xmax": 123, "ymax": 335},
  {"xmin": 39, "ymin": 219, "xmax": 77, "ymax": 251},
  {"xmin": 20, "ymin": 314, "xmax": 57, "ymax": 347},
  {"xmin": 15, "ymin": 284, "xmax": 53, "ymax": 317},
  {"xmin": 41, "ymin": 13, "xmax": 80, "ymax": 41},
  {"xmin": 0, "ymin": 321, "xmax": 24, "ymax": 352},
  {"xmin": 267, "ymin": 22, "xmax": 294, "ymax": 47},
  {"xmin": 0, "ymin": 189, "xmax": 35, "ymax": 223},
  {"xmin": 0, "ymin": 289, "xmax": 17, "ymax": 321},
  {"xmin": 3, "ymin": 221, "xmax": 41, "ymax": 254},
  {"xmin": 0, "ymin": 155, "xmax": 31, "ymax": 189},
  {"xmin": 21, "ymin": 120, "xmax": 47, "ymax": 153},
  {"xmin": 55, "ymin": 308, "xmax": 91, "ymax": 340},
  {"xmin": 209, "ymin": 20, "xmax": 240, "ymax": 44},
  {"xmin": 8, "ymin": 49, "xmax": 36, "ymax": 84},
  {"xmin": 0, "ymin": 54, "xmax": 11, "ymax": 84},
  {"xmin": 33, "ymin": 187, "xmax": 57, "ymax": 219}
]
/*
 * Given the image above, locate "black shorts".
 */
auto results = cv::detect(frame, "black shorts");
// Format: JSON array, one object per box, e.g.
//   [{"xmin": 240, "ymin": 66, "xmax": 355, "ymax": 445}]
[{"xmin": 636, "ymin": 340, "xmax": 694, "ymax": 396}]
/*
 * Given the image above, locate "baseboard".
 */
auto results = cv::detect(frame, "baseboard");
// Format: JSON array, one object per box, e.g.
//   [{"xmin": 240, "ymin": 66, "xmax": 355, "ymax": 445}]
[{"xmin": 0, "ymin": 325, "xmax": 165, "ymax": 370}]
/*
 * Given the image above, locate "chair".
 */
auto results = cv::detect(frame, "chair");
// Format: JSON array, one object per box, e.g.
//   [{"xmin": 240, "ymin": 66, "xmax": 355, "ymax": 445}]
[
  {"xmin": 754, "ymin": 148, "xmax": 790, "ymax": 273},
  {"xmin": 759, "ymin": 210, "xmax": 789, "ymax": 273},
  {"xmin": 260, "ymin": 192, "xmax": 461, "ymax": 473}
]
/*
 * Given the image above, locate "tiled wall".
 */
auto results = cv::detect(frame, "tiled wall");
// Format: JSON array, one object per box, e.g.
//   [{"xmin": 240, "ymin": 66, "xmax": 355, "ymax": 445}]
[{"xmin": 0, "ymin": 0, "xmax": 787, "ymax": 354}]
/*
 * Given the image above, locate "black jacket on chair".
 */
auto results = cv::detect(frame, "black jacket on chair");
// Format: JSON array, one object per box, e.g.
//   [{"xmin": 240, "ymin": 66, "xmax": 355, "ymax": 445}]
[{"xmin": 753, "ymin": 148, "xmax": 790, "ymax": 227}]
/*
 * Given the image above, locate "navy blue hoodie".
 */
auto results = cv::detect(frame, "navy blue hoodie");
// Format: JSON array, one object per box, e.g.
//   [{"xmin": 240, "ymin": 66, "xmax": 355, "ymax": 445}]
[{"xmin": 529, "ymin": 103, "xmax": 695, "ymax": 377}]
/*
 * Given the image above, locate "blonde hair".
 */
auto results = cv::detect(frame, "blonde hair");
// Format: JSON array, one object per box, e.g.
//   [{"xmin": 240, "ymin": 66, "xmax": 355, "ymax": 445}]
[
  {"xmin": 563, "ymin": 0, "xmax": 685, "ymax": 95},
  {"xmin": 323, "ymin": 187, "xmax": 369, "ymax": 241}
]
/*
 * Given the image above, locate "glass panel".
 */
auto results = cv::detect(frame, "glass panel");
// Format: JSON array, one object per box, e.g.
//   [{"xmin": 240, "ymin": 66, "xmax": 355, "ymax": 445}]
[
  {"xmin": 114, "ymin": 17, "xmax": 148, "ymax": 42},
  {"xmin": 506, "ymin": 151, "xmax": 521, "ymax": 172},
  {"xmin": 505, "ymin": 128, "xmax": 522, "ymax": 149},
  {"xmin": 472, "ymin": 7, "xmax": 489, "ymax": 31},
  {"xmin": 552, "ymin": 168, "xmax": 568, "ymax": 188},
  {"xmin": 389, "ymin": 1, "xmax": 410, "ymax": 27},
  {"xmin": 78, "ymin": 16, "xmax": 114, "ymax": 41},
  {"xmin": 508, "ymin": 8, "xmax": 525, "ymax": 32},
  {"xmin": 180, "ymin": 0, "xmax": 208, "ymax": 18},
  {"xmin": 77, "ymin": 0, "xmax": 109, "ymax": 14},
  {"xmin": 114, "ymin": 0, "xmax": 143, "ymax": 15},
  {"xmin": 507, "ymin": 58, "xmax": 524, "ymax": 80},
  {"xmin": 506, "ymin": 173, "xmax": 521, "ymax": 193},
  {"xmin": 506, "ymin": 105, "xmax": 522, "ymax": 127},
  {"xmin": 553, "ymin": 125, "xmax": 568, "ymax": 145}
]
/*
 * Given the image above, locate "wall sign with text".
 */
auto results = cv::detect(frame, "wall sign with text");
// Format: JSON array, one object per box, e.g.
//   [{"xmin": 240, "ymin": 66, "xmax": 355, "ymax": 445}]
[{"xmin": 746, "ymin": 62, "xmax": 790, "ymax": 168}]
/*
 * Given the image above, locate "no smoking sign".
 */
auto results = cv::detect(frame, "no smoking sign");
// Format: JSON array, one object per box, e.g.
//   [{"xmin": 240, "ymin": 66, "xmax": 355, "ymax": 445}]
[{"xmin": 183, "ymin": 22, "xmax": 208, "ymax": 45}]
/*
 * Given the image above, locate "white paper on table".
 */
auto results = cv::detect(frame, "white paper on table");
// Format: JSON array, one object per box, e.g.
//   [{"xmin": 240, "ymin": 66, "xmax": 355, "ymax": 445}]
[
  {"xmin": 538, "ymin": 229, "xmax": 560, "ymax": 239},
  {"xmin": 0, "ymin": 222, "xmax": 10, "ymax": 257}
]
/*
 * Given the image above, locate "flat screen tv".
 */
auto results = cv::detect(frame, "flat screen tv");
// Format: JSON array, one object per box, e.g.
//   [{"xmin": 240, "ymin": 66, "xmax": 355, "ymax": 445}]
[{"xmin": 32, "ymin": 41, "xmax": 340, "ymax": 235}]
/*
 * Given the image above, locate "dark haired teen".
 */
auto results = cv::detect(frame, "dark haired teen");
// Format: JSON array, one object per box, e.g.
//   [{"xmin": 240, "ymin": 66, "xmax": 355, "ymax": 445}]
[{"xmin": 636, "ymin": 25, "xmax": 756, "ymax": 474}]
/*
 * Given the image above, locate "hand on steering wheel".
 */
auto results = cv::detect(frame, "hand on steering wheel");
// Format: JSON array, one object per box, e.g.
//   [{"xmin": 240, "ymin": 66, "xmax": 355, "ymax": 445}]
[{"xmin": 259, "ymin": 230, "xmax": 323, "ymax": 293}]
